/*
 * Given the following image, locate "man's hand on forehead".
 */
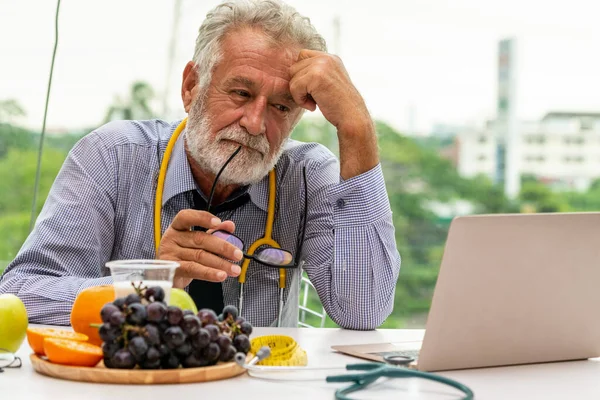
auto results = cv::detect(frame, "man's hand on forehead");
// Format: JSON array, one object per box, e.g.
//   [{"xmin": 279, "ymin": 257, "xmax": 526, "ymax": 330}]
[
  {"xmin": 288, "ymin": 49, "xmax": 371, "ymax": 133},
  {"xmin": 289, "ymin": 49, "xmax": 378, "ymax": 179}
]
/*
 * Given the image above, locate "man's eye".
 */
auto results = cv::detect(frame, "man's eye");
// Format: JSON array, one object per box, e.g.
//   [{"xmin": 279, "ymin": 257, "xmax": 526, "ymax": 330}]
[
  {"xmin": 274, "ymin": 104, "xmax": 290, "ymax": 113},
  {"xmin": 234, "ymin": 90, "xmax": 250, "ymax": 97}
]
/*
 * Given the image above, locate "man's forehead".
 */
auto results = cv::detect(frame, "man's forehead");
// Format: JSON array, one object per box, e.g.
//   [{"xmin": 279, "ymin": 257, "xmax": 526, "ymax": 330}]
[{"xmin": 220, "ymin": 27, "xmax": 300, "ymax": 67}]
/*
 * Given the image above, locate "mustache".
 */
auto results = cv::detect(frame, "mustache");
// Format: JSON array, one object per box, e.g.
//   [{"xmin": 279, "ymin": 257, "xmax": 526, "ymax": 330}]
[{"xmin": 217, "ymin": 126, "xmax": 270, "ymax": 156}]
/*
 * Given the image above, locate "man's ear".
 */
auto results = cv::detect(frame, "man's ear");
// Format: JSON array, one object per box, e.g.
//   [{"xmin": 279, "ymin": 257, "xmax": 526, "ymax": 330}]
[{"xmin": 181, "ymin": 61, "xmax": 199, "ymax": 113}]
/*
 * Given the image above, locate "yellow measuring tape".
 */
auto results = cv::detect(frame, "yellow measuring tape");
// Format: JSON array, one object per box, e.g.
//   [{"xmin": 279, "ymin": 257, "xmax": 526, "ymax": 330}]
[{"xmin": 250, "ymin": 335, "xmax": 308, "ymax": 366}]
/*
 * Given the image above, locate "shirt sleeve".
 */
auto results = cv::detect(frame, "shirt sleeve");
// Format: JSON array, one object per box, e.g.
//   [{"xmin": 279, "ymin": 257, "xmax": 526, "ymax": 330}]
[
  {"xmin": 301, "ymin": 158, "xmax": 401, "ymax": 330},
  {"xmin": 0, "ymin": 132, "xmax": 117, "ymax": 325}
]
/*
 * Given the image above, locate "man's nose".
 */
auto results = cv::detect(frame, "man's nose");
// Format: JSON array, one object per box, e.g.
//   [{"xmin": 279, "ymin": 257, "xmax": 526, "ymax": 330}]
[{"xmin": 239, "ymin": 97, "xmax": 267, "ymax": 136}]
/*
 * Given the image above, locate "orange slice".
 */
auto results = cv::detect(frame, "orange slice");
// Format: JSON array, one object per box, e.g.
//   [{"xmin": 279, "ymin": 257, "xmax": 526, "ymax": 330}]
[
  {"xmin": 26, "ymin": 327, "xmax": 89, "ymax": 356},
  {"xmin": 43, "ymin": 338, "xmax": 103, "ymax": 367}
]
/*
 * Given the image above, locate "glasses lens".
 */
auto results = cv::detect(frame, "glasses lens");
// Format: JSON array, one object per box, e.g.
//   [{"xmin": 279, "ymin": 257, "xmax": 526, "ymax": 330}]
[
  {"xmin": 0, "ymin": 349, "xmax": 15, "ymax": 368},
  {"xmin": 255, "ymin": 248, "xmax": 293, "ymax": 266},
  {"xmin": 212, "ymin": 231, "xmax": 243, "ymax": 250}
]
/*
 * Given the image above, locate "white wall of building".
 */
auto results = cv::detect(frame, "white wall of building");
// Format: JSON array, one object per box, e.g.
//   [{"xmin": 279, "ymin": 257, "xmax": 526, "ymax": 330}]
[{"xmin": 457, "ymin": 113, "xmax": 600, "ymax": 191}]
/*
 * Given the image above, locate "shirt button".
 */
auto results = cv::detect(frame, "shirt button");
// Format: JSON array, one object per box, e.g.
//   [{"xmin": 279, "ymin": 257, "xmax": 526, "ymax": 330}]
[{"xmin": 336, "ymin": 198, "xmax": 346, "ymax": 208}]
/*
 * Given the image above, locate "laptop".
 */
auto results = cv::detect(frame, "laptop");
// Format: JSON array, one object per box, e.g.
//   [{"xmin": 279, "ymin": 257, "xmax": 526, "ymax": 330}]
[{"xmin": 332, "ymin": 212, "xmax": 600, "ymax": 371}]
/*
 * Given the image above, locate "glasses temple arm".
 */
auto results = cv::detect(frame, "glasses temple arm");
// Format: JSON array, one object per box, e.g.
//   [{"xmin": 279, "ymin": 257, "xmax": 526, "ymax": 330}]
[
  {"xmin": 294, "ymin": 166, "xmax": 308, "ymax": 265},
  {"xmin": 206, "ymin": 146, "xmax": 242, "ymax": 213}
]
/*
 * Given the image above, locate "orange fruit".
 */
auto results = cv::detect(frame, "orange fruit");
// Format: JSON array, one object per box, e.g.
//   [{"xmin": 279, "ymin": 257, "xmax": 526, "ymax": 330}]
[
  {"xmin": 26, "ymin": 327, "xmax": 88, "ymax": 356},
  {"xmin": 70, "ymin": 285, "xmax": 115, "ymax": 346},
  {"xmin": 44, "ymin": 338, "xmax": 103, "ymax": 367}
]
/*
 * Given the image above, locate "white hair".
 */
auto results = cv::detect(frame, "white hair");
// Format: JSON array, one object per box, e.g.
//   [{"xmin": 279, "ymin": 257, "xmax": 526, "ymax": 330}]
[{"xmin": 192, "ymin": 0, "xmax": 327, "ymax": 91}]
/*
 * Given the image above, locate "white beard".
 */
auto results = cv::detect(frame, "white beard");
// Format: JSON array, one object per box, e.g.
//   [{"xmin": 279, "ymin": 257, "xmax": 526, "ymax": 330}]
[{"xmin": 185, "ymin": 101, "xmax": 286, "ymax": 186}]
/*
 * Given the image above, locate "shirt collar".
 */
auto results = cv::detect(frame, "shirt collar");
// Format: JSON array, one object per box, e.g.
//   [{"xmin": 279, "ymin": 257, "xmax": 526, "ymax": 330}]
[{"xmin": 161, "ymin": 127, "xmax": 270, "ymax": 212}]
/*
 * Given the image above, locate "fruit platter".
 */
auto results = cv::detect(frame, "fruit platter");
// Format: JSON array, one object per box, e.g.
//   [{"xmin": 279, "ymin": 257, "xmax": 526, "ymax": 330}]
[{"xmin": 29, "ymin": 283, "xmax": 253, "ymax": 384}]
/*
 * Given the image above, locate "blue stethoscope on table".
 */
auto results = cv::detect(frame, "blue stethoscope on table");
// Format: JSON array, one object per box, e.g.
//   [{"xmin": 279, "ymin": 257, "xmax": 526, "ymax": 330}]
[
  {"xmin": 153, "ymin": 118, "xmax": 305, "ymax": 326},
  {"xmin": 236, "ymin": 346, "xmax": 475, "ymax": 399}
]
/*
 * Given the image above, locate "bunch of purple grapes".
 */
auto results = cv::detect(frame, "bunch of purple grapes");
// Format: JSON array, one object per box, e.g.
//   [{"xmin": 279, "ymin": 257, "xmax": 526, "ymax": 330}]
[{"xmin": 98, "ymin": 285, "xmax": 253, "ymax": 369}]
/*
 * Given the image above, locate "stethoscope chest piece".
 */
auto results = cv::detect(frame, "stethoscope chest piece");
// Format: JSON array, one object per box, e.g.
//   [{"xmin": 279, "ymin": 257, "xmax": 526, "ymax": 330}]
[{"xmin": 383, "ymin": 354, "xmax": 415, "ymax": 367}]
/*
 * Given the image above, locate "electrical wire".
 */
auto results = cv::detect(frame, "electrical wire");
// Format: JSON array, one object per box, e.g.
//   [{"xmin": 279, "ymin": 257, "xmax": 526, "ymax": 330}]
[{"xmin": 29, "ymin": 0, "xmax": 61, "ymax": 232}]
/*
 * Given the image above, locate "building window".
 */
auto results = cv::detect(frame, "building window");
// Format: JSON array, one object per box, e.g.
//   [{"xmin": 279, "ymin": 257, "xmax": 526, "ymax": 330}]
[
  {"xmin": 564, "ymin": 137, "xmax": 585, "ymax": 145},
  {"xmin": 477, "ymin": 155, "xmax": 486, "ymax": 161},
  {"xmin": 564, "ymin": 156, "xmax": 584, "ymax": 163},
  {"xmin": 478, "ymin": 136, "xmax": 487, "ymax": 144},
  {"xmin": 525, "ymin": 155, "xmax": 545, "ymax": 162},
  {"xmin": 525, "ymin": 135, "xmax": 546, "ymax": 145},
  {"xmin": 580, "ymin": 118, "xmax": 593, "ymax": 131}
]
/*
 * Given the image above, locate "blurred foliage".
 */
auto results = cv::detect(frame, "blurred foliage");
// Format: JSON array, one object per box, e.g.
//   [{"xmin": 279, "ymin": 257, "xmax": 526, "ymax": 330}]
[
  {"xmin": 104, "ymin": 81, "xmax": 157, "ymax": 123},
  {"xmin": 0, "ymin": 99, "xmax": 26, "ymax": 123},
  {"xmin": 0, "ymin": 117, "xmax": 83, "ymax": 267}
]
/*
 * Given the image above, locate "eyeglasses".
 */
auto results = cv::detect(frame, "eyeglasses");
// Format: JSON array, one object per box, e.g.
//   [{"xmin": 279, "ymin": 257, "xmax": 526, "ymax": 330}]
[
  {"xmin": 0, "ymin": 348, "xmax": 22, "ymax": 372},
  {"xmin": 204, "ymin": 146, "xmax": 308, "ymax": 269}
]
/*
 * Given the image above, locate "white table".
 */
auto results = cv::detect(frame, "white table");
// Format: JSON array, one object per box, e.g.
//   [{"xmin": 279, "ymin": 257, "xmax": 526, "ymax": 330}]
[{"xmin": 6, "ymin": 327, "xmax": 600, "ymax": 399}]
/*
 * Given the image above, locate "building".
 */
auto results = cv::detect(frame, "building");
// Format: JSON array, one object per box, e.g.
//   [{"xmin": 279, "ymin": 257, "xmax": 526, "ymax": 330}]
[{"xmin": 456, "ymin": 112, "xmax": 600, "ymax": 192}]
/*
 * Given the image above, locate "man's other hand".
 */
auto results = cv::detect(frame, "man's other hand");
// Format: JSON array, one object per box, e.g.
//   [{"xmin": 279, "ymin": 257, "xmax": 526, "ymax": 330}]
[{"xmin": 158, "ymin": 209, "xmax": 243, "ymax": 289}]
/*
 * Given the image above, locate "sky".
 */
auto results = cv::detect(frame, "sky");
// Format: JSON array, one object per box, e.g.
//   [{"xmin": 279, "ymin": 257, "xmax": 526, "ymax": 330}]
[{"xmin": 1, "ymin": 0, "xmax": 599, "ymax": 135}]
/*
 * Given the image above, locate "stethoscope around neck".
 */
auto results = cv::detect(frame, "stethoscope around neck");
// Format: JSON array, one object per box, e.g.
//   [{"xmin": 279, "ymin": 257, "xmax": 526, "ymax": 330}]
[{"xmin": 153, "ymin": 118, "xmax": 299, "ymax": 326}]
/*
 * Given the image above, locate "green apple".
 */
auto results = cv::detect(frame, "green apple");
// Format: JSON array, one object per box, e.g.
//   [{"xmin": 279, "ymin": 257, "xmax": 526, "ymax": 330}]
[
  {"xmin": 168, "ymin": 288, "xmax": 198, "ymax": 314},
  {"xmin": 0, "ymin": 294, "xmax": 28, "ymax": 353}
]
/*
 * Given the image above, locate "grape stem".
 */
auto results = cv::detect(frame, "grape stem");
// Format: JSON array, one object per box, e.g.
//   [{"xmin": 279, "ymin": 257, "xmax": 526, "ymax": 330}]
[
  {"xmin": 131, "ymin": 281, "xmax": 148, "ymax": 297},
  {"xmin": 217, "ymin": 314, "xmax": 242, "ymax": 338}
]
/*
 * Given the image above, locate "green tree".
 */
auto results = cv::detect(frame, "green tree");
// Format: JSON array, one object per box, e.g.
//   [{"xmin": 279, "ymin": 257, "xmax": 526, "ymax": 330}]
[
  {"xmin": 0, "ymin": 147, "xmax": 69, "ymax": 270},
  {"xmin": 0, "ymin": 117, "xmax": 76, "ymax": 271},
  {"xmin": 103, "ymin": 81, "xmax": 157, "ymax": 123},
  {"xmin": 0, "ymin": 100, "xmax": 30, "ymax": 158},
  {"xmin": 519, "ymin": 180, "xmax": 569, "ymax": 213},
  {"xmin": 0, "ymin": 99, "xmax": 26, "ymax": 124}
]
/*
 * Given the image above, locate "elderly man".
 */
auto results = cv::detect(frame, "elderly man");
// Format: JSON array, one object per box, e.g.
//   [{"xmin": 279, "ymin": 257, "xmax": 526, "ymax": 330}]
[{"xmin": 0, "ymin": 0, "xmax": 400, "ymax": 329}]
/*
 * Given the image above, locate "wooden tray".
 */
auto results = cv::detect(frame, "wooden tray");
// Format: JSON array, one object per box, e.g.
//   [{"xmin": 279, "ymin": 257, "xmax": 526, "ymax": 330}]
[{"xmin": 30, "ymin": 353, "xmax": 248, "ymax": 384}]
